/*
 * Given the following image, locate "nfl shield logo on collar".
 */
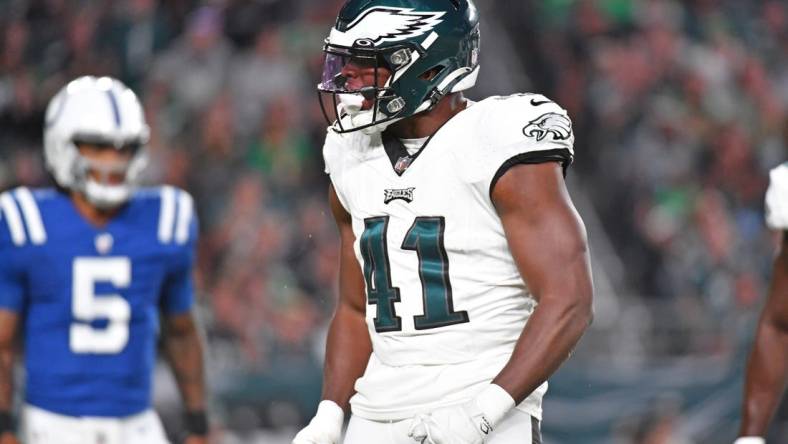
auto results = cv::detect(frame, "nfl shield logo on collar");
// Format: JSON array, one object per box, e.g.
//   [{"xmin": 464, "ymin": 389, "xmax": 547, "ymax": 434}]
[
  {"xmin": 95, "ymin": 233, "xmax": 114, "ymax": 255},
  {"xmin": 394, "ymin": 156, "xmax": 414, "ymax": 174}
]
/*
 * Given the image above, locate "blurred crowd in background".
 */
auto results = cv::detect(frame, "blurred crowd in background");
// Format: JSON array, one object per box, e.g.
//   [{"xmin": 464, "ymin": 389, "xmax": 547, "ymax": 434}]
[
  {"xmin": 0, "ymin": 0, "xmax": 786, "ymax": 443},
  {"xmin": 517, "ymin": 0, "xmax": 786, "ymax": 356}
]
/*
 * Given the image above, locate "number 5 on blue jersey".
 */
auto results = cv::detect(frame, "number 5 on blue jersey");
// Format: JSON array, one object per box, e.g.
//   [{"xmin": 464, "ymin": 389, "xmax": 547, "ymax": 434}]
[{"xmin": 70, "ymin": 257, "xmax": 132, "ymax": 354}]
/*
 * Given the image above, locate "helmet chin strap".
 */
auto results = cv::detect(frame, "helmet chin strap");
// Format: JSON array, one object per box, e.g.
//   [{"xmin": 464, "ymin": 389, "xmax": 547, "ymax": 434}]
[
  {"xmin": 337, "ymin": 93, "xmax": 402, "ymax": 135},
  {"xmin": 83, "ymin": 179, "xmax": 131, "ymax": 210},
  {"xmin": 334, "ymin": 63, "xmax": 479, "ymax": 135},
  {"xmin": 74, "ymin": 155, "xmax": 135, "ymax": 210},
  {"xmin": 338, "ymin": 93, "xmax": 364, "ymax": 114}
]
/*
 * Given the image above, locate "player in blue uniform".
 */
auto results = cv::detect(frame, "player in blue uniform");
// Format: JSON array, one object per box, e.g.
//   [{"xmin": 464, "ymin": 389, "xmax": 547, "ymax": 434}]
[{"xmin": 0, "ymin": 76, "xmax": 208, "ymax": 444}]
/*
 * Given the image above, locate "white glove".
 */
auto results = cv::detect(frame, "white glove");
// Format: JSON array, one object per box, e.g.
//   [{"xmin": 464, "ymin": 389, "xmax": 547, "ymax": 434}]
[
  {"xmin": 734, "ymin": 438, "xmax": 766, "ymax": 444},
  {"xmin": 292, "ymin": 400, "xmax": 345, "ymax": 444},
  {"xmin": 408, "ymin": 384, "xmax": 515, "ymax": 444}
]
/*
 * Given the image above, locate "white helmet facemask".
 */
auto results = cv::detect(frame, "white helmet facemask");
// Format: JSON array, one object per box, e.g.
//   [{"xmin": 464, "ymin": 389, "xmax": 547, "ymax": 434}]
[{"xmin": 72, "ymin": 147, "xmax": 149, "ymax": 210}]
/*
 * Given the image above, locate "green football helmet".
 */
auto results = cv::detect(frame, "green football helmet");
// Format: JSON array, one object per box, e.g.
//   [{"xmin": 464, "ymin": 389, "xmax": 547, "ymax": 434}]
[{"xmin": 318, "ymin": 0, "xmax": 480, "ymax": 134}]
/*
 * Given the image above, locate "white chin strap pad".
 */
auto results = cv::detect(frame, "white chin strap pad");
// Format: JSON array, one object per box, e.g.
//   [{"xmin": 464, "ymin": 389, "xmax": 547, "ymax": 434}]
[
  {"xmin": 74, "ymin": 153, "xmax": 144, "ymax": 210},
  {"xmin": 338, "ymin": 93, "xmax": 364, "ymax": 115},
  {"xmin": 84, "ymin": 180, "xmax": 131, "ymax": 210},
  {"xmin": 336, "ymin": 93, "xmax": 398, "ymax": 135}
]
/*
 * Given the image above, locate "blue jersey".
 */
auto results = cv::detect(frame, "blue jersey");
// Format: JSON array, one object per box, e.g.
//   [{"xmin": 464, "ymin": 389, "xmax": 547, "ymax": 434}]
[{"xmin": 0, "ymin": 186, "xmax": 197, "ymax": 417}]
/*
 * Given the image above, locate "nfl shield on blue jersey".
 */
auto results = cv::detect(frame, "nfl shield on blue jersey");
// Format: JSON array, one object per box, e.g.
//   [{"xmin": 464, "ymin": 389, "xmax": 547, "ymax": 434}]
[{"xmin": 0, "ymin": 186, "xmax": 197, "ymax": 417}]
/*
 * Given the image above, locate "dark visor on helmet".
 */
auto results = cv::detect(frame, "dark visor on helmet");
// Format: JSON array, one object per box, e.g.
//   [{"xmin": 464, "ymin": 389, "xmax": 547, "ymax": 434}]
[
  {"xmin": 319, "ymin": 44, "xmax": 388, "ymax": 92},
  {"xmin": 317, "ymin": 41, "xmax": 422, "ymax": 133},
  {"xmin": 72, "ymin": 133, "xmax": 144, "ymax": 153}
]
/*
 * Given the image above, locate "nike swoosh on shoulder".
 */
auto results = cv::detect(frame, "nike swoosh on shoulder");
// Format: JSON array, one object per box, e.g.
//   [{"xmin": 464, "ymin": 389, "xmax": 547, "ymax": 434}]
[{"xmin": 530, "ymin": 98, "xmax": 551, "ymax": 106}]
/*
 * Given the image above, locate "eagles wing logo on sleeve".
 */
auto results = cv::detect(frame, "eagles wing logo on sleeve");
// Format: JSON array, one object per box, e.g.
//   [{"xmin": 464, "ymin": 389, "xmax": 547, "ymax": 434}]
[
  {"xmin": 523, "ymin": 113, "xmax": 572, "ymax": 142},
  {"xmin": 331, "ymin": 7, "xmax": 446, "ymax": 45},
  {"xmin": 384, "ymin": 187, "xmax": 415, "ymax": 204}
]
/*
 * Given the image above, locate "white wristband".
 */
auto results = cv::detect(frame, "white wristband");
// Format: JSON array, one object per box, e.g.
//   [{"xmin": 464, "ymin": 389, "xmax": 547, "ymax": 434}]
[
  {"xmin": 474, "ymin": 384, "xmax": 516, "ymax": 427},
  {"xmin": 315, "ymin": 400, "xmax": 345, "ymax": 425},
  {"xmin": 734, "ymin": 437, "xmax": 766, "ymax": 444}
]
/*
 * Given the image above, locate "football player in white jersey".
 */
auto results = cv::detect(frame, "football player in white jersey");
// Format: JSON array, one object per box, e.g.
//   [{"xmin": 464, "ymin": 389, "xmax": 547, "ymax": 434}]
[
  {"xmin": 294, "ymin": 1, "xmax": 594, "ymax": 443},
  {"xmin": 736, "ymin": 163, "xmax": 788, "ymax": 444}
]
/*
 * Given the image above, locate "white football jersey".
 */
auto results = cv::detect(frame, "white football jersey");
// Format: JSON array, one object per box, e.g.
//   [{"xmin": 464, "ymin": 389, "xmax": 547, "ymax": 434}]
[
  {"xmin": 766, "ymin": 163, "xmax": 788, "ymax": 230},
  {"xmin": 323, "ymin": 94, "xmax": 575, "ymax": 421}
]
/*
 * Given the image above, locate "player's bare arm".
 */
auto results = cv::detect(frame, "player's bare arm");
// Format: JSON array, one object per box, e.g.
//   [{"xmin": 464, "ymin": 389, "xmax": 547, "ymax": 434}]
[
  {"xmin": 163, "ymin": 311, "xmax": 209, "ymax": 442},
  {"xmin": 491, "ymin": 162, "xmax": 594, "ymax": 403},
  {"xmin": 739, "ymin": 232, "xmax": 788, "ymax": 439},
  {"xmin": 322, "ymin": 185, "xmax": 372, "ymax": 408},
  {"xmin": 0, "ymin": 310, "xmax": 20, "ymax": 444},
  {"xmin": 292, "ymin": 185, "xmax": 372, "ymax": 443},
  {"xmin": 409, "ymin": 156, "xmax": 589, "ymax": 444}
]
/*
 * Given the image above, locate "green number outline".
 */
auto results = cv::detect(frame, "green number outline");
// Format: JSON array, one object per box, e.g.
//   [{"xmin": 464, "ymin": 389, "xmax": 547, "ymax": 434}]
[
  {"xmin": 360, "ymin": 217, "xmax": 402, "ymax": 332},
  {"xmin": 402, "ymin": 216, "xmax": 469, "ymax": 330}
]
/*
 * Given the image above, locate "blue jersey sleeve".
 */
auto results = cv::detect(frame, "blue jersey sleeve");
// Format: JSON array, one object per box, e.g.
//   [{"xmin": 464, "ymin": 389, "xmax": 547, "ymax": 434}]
[
  {"xmin": 160, "ymin": 212, "xmax": 199, "ymax": 315},
  {"xmin": 0, "ymin": 222, "xmax": 26, "ymax": 312}
]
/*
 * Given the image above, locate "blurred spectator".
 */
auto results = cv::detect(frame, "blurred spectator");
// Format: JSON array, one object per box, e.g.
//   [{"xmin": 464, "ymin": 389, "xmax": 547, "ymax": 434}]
[
  {"xmin": 106, "ymin": 0, "xmax": 175, "ymax": 91},
  {"xmin": 229, "ymin": 28, "xmax": 308, "ymax": 139},
  {"xmin": 150, "ymin": 5, "xmax": 232, "ymax": 137},
  {"xmin": 246, "ymin": 97, "xmax": 312, "ymax": 194}
]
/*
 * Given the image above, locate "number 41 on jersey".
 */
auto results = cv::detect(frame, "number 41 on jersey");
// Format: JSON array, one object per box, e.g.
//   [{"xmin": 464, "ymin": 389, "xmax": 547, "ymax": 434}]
[{"xmin": 360, "ymin": 216, "xmax": 469, "ymax": 333}]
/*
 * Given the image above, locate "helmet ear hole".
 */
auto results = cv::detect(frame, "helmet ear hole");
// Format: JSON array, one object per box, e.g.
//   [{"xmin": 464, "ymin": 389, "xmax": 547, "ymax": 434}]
[{"xmin": 420, "ymin": 65, "xmax": 446, "ymax": 81}]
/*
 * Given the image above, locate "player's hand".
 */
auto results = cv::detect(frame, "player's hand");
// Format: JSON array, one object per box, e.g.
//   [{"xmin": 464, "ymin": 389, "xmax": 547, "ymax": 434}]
[
  {"xmin": 183, "ymin": 435, "xmax": 208, "ymax": 444},
  {"xmin": 407, "ymin": 384, "xmax": 515, "ymax": 444},
  {"xmin": 0, "ymin": 432, "xmax": 20, "ymax": 444},
  {"xmin": 408, "ymin": 404, "xmax": 486, "ymax": 444},
  {"xmin": 292, "ymin": 400, "xmax": 344, "ymax": 444},
  {"xmin": 407, "ymin": 409, "xmax": 478, "ymax": 444}
]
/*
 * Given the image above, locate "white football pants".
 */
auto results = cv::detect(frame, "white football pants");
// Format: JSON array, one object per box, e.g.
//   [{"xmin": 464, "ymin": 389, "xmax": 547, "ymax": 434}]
[
  {"xmin": 22, "ymin": 404, "xmax": 170, "ymax": 444},
  {"xmin": 344, "ymin": 408, "xmax": 541, "ymax": 444}
]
